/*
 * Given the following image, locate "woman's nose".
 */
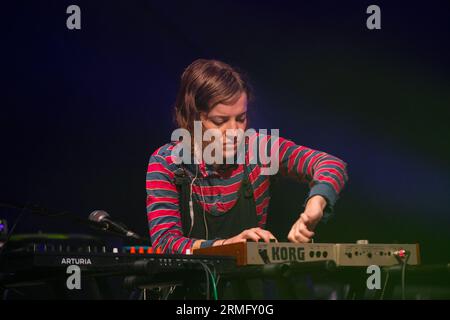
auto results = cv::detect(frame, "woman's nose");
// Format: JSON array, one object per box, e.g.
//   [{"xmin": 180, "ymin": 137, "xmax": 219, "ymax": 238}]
[{"xmin": 226, "ymin": 119, "xmax": 239, "ymax": 130}]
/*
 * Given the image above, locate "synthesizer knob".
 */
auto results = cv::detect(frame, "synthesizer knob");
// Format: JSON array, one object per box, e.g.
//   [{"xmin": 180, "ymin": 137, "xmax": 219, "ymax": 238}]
[{"xmin": 138, "ymin": 247, "xmax": 145, "ymax": 254}]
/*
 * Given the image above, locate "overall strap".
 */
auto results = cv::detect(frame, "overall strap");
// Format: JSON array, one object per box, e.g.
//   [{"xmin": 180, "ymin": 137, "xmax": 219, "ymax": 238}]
[{"xmin": 173, "ymin": 167, "xmax": 192, "ymax": 237}]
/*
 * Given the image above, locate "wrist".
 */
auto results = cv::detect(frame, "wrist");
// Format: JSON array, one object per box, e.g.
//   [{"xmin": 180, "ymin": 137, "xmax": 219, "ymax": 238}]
[
  {"xmin": 199, "ymin": 239, "xmax": 218, "ymax": 248},
  {"xmin": 306, "ymin": 195, "xmax": 327, "ymax": 211},
  {"xmin": 192, "ymin": 240, "xmax": 203, "ymax": 250},
  {"xmin": 213, "ymin": 239, "xmax": 228, "ymax": 246}
]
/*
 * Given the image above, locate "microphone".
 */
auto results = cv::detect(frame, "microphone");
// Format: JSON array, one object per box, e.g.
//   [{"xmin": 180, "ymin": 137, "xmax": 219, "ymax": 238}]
[{"xmin": 88, "ymin": 210, "xmax": 141, "ymax": 240}]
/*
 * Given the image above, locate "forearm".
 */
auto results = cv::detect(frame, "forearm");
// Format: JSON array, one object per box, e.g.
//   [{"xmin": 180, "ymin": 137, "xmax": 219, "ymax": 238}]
[
  {"xmin": 151, "ymin": 232, "xmax": 195, "ymax": 253},
  {"xmin": 278, "ymin": 138, "xmax": 348, "ymax": 195},
  {"xmin": 305, "ymin": 195, "xmax": 327, "ymax": 212},
  {"xmin": 192, "ymin": 239, "xmax": 226, "ymax": 250}
]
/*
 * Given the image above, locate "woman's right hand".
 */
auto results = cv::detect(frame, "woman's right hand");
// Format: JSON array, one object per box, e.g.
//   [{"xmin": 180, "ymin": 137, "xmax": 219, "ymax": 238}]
[{"xmin": 215, "ymin": 227, "xmax": 278, "ymax": 246}]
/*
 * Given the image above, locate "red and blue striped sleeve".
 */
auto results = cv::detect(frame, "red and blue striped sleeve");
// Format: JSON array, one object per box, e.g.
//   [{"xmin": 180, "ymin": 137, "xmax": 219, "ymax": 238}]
[
  {"xmin": 276, "ymin": 136, "xmax": 348, "ymax": 217},
  {"xmin": 146, "ymin": 145, "xmax": 195, "ymax": 254}
]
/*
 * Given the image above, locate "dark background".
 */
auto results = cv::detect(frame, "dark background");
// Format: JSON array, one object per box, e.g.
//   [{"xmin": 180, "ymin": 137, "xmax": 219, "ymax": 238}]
[{"xmin": 2, "ymin": 1, "xmax": 450, "ymax": 263}]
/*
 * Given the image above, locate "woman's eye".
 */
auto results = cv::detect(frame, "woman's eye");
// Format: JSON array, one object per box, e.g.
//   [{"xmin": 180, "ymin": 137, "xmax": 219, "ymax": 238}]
[
  {"xmin": 237, "ymin": 117, "xmax": 246, "ymax": 123},
  {"xmin": 212, "ymin": 119, "xmax": 225, "ymax": 125}
]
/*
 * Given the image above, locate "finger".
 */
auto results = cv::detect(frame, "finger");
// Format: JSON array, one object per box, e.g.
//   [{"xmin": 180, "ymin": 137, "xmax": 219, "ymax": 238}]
[
  {"xmin": 268, "ymin": 232, "xmax": 279, "ymax": 242},
  {"xmin": 288, "ymin": 229, "xmax": 306, "ymax": 243},
  {"xmin": 294, "ymin": 231, "xmax": 311, "ymax": 243},
  {"xmin": 297, "ymin": 223, "xmax": 315, "ymax": 238},
  {"xmin": 287, "ymin": 228, "xmax": 296, "ymax": 242},
  {"xmin": 230, "ymin": 238, "xmax": 246, "ymax": 244},
  {"xmin": 243, "ymin": 230, "xmax": 261, "ymax": 242},
  {"xmin": 266, "ymin": 230, "xmax": 278, "ymax": 242},
  {"xmin": 300, "ymin": 213, "xmax": 310, "ymax": 224},
  {"xmin": 299, "ymin": 228, "xmax": 315, "ymax": 239},
  {"xmin": 252, "ymin": 228, "xmax": 278, "ymax": 242},
  {"xmin": 287, "ymin": 231, "xmax": 298, "ymax": 243},
  {"xmin": 254, "ymin": 229, "xmax": 270, "ymax": 243},
  {"xmin": 300, "ymin": 214, "xmax": 319, "ymax": 232},
  {"xmin": 254, "ymin": 229, "xmax": 277, "ymax": 243}
]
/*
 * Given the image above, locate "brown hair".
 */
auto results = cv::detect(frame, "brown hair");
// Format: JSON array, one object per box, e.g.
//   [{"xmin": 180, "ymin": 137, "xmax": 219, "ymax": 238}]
[{"xmin": 174, "ymin": 59, "xmax": 251, "ymax": 133}]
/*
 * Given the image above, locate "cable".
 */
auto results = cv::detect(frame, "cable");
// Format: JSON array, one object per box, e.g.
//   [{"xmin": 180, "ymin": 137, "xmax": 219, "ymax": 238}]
[
  {"xmin": 210, "ymin": 272, "xmax": 218, "ymax": 300},
  {"xmin": 163, "ymin": 285, "xmax": 176, "ymax": 300},
  {"xmin": 196, "ymin": 261, "xmax": 218, "ymax": 300},
  {"xmin": 203, "ymin": 263, "xmax": 211, "ymax": 300},
  {"xmin": 200, "ymin": 186, "xmax": 208, "ymax": 240},
  {"xmin": 191, "ymin": 260, "xmax": 210, "ymax": 300},
  {"xmin": 207, "ymin": 263, "xmax": 219, "ymax": 300},
  {"xmin": 187, "ymin": 166, "xmax": 199, "ymax": 237},
  {"xmin": 392, "ymin": 249, "xmax": 411, "ymax": 300},
  {"xmin": 379, "ymin": 269, "xmax": 390, "ymax": 300},
  {"xmin": 204, "ymin": 263, "xmax": 218, "ymax": 300},
  {"xmin": 215, "ymin": 274, "xmax": 221, "ymax": 289},
  {"xmin": 401, "ymin": 251, "xmax": 411, "ymax": 300}
]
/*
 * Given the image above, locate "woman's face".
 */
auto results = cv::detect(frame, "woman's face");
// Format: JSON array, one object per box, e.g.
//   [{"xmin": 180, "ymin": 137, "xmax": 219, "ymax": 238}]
[{"xmin": 200, "ymin": 93, "xmax": 248, "ymax": 161}]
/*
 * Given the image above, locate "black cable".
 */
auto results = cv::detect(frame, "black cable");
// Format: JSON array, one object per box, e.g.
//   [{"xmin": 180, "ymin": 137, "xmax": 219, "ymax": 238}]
[
  {"xmin": 186, "ymin": 260, "xmax": 210, "ymax": 299},
  {"xmin": 163, "ymin": 285, "xmax": 176, "ymax": 300},
  {"xmin": 200, "ymin": 262, "xmax": 210, "ymax": 300},
  {"xmin": 380, "ymin": 269, "xmax": 390, "ymax": 300},
  {"xmin": 401, "ymin": 252, "xmax": 411, "ymax": 300},
  {"xmin": 197, "ymin": 261, "xmax": 219, "ymax": 300},
  {"xmin": 194, "ymin": 260, "xmax": 219, "ymax": 300}
]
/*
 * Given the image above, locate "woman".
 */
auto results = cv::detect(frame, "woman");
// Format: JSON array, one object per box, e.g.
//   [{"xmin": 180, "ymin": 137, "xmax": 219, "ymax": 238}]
[{"xmin": 146, "ymin": 59, "xmax": 348, "ymax": 254}]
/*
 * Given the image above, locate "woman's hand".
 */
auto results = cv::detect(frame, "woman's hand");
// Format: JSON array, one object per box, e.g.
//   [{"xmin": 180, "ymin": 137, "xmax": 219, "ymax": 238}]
[
  {"xmin": 214, "ymin": 227, "xmax": 277, "ymax": 246},
  {"xmin": 287, "ymin": 195, "xmax": 327, "ymax": 243}
]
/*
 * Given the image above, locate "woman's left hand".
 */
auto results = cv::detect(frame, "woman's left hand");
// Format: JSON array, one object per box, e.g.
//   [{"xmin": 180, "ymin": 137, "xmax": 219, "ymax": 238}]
[{"xmin": 287, "ymin": 195, "xmax": 327, "ymax": 243}]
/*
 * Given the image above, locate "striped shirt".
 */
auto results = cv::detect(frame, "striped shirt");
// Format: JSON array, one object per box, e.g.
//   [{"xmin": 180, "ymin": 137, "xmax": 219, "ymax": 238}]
[{"xmin": 146, "ymin": 133, "xmax": 348, "ymax": 254}]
